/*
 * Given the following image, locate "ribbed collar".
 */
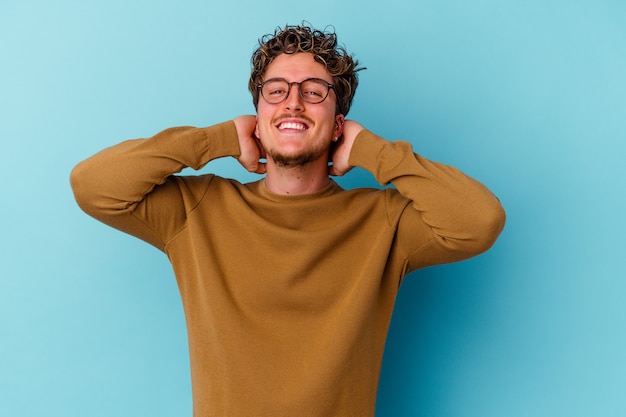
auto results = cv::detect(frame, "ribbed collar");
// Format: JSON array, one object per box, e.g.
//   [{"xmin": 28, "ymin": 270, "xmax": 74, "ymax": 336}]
[{"xmin": 251, "ymin": 178, "xmax": 344, "ymax": 203}]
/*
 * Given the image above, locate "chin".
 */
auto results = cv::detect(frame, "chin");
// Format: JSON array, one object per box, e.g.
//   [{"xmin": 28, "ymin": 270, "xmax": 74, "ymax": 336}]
[{"xmin": 269, "ymin": 149, "xmax": 327, "ymax": 167}]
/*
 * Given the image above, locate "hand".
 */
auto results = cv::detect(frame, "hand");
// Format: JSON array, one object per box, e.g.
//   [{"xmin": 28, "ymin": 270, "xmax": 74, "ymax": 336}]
[
  {"xmin": 233, "ymin": 116, "xmax": 266, "ymax": 174},
  {"xmin": 329, "ymin": 120, "xmax": 364, "ymax": 176}
]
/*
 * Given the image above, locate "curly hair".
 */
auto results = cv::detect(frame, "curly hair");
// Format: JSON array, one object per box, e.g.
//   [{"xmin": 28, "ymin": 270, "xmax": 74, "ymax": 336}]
[{"xmin": 248, "ymin": 24, "xmax": 364, "ymax": 116}]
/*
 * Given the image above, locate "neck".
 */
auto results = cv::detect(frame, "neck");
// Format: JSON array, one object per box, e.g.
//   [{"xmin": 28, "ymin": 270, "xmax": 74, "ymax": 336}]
[{"xmin": 264, "ymin": 159, "xmax": 331, "ymax": 196}]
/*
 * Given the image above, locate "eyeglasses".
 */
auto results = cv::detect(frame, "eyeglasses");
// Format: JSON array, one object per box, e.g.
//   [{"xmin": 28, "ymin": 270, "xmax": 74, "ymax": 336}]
[{"xmin": 258, "ymin": 78, "xmax": 335, "ymax": 105}]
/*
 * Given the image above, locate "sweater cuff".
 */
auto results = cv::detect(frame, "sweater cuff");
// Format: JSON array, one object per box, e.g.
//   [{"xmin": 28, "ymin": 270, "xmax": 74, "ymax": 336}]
[
  {"xmin": 202, "ymin": 120, "xmax": 242, "ymax": 160},
  {"xmin": 348, "ymin": 129, "xmax": 388, "ymax": 173}
]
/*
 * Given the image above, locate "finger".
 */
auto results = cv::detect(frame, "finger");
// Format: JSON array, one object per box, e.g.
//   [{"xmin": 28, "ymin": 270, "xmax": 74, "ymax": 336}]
[
  {"xmin": 330, "ymin": 164, "xmax": 353, "ymax": 177},
  {"xmin": 256, "ymin": 138, "xmax": 266, "ymax": 158},
  {"xmin": 245, "ymin": 158, "xmax": 266, "ymax": 174},
  {"xmin": 328, "ymin": 165, "xmax": 341, "ymax": 177}
]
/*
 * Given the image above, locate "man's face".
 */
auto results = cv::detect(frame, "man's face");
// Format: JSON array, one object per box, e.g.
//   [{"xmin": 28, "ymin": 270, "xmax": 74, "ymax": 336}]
[{"xmin": 255, "ymin": 52, "xmax": 344, "ymax": 167}]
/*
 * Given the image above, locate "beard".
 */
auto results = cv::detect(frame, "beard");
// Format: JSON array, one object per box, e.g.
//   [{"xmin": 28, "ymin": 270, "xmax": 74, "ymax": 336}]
[{"xmin": 268, "ymin": 146, "xmax": 328, "ymax": 167}]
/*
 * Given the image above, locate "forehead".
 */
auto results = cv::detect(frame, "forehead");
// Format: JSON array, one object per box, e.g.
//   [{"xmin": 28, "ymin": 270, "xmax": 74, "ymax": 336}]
[{"xmin": 264, "ymin": 53, "xmax": 332, "ymax": 83}]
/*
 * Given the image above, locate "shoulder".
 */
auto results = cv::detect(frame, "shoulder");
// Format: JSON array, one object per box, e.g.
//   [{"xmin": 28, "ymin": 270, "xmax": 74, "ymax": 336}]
[
  {"xmin": 171, "ymin": 173, "xmax": 255, "ymax": 197},
  {"xmin": 337, "ymin": 185, "xmax": 409, "ymax": 212}
]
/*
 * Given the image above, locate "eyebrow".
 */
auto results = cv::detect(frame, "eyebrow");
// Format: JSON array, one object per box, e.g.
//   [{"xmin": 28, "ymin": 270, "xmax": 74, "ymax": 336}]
[{"xmin": 262, "ymin": 76, "xmax": 334, "ymax": 84}]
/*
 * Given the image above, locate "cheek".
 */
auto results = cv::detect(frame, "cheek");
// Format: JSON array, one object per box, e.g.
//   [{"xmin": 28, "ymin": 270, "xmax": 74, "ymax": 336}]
[
  {"xmin": 311, "ymin": 104, "xmax": 338, "ymax": 126},
  {"xmin": 255, "ymin": 106, "xmax": 273, "ymax": 136}
]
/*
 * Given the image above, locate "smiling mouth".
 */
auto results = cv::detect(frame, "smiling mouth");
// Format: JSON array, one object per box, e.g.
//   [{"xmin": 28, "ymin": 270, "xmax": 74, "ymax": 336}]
[{"xmin": 277, "ymin": 121, "xmax": 308, "ymax": 131}]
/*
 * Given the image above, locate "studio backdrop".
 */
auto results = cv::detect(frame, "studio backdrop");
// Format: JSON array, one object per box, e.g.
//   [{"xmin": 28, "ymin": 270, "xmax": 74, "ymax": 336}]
[{"xmin": 1, "ymin": 1, "xmax": 625, "ymax": 416}]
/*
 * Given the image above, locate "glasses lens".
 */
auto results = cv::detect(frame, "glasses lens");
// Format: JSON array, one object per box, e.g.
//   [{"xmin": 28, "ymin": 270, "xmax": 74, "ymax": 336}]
[
  {"xmin": 261, "ymin": 80, "xmax": 290, "ymax": 104},
  {"xmin": 300, "ymin": 79, "xmax": 329, "ymax": 103},
  {"xmin": 260, "ymin": 79, "xmax": 330, "ymax": 104}
]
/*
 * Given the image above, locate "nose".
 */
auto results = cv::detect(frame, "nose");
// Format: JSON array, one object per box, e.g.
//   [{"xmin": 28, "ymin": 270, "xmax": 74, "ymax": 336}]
[{"xmin": 284, "ymin": 83, "xmax": 304, "ymax": 111}]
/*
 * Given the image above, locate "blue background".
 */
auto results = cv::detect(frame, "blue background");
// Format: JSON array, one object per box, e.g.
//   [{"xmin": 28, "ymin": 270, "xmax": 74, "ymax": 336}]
[{"xmin": 2, "ymin": 0, "xmax": 625, "ymax": 416}]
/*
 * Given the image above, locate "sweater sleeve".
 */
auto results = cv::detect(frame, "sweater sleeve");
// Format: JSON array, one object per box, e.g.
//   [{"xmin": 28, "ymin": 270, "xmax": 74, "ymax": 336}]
[
  {"xmin": 348, "ymin": 129, "xmax": 506, "ymax": 271},
  {"xmin": 70, "ymin": 120, "xmax": 241, "ymax": 251}
]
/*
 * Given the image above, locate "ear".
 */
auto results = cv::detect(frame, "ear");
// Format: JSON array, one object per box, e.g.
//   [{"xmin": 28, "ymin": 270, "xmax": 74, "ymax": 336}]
[
  {"xmin": 254, "ymin": 116, "xmax": 260, "ymax": 138},
  {"xmin": 334, "ymin": 114, "xmax": 345, "ymax": 141}
]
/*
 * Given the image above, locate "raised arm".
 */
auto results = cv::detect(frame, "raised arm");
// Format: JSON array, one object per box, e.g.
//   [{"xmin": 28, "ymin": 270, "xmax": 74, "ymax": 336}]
[
  {"xmin": 332, "ymin": 120, "xmax": 506, "ymax": 270},
  {"xmin": 70, "ymin": 121, "xmax": 242, "ymax": 250}
]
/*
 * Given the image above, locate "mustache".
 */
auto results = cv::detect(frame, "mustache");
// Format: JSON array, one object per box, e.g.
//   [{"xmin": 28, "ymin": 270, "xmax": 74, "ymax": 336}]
[{"xmin": 271, "ymin": 114, "xmax": 315, "ymax": 126}]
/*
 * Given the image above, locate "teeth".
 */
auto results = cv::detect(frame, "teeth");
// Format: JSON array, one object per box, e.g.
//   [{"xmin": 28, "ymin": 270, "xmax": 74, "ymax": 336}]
[{"xmin": 279, "ymin": 122, "xmax": 306, "ymax": 130}]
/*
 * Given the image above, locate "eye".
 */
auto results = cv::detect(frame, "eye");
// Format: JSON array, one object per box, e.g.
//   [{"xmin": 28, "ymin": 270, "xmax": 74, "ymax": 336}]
[
  {"xmin": 302, "ymin": 88, "xmax": 323, "ymax": 97},
  {"xmin": 262, "ymin": 80, "xmax": 289, "ymax": 97},
  {"xmin": 268, "ymin": 88, "xmax": 286, "ymax": 96},
  {"xmin": 301, "ymin": 79, "xmax": 328, "ymax": 100}
]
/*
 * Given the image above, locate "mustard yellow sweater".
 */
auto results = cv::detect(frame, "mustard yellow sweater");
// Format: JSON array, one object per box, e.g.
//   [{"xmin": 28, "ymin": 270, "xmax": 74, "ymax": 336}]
[{"xmin": 71, "ymin": 121, "xmax": 505, "ymax": 417}]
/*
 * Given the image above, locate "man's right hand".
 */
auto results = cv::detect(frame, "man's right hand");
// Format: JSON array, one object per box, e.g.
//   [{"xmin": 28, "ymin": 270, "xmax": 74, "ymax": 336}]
[{"xmin": 233, "ymin": 116, "xmax": 266, "ymax": 174}]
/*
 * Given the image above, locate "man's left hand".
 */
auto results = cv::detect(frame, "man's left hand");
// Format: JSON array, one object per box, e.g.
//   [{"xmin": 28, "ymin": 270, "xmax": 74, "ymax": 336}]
[{"xmin": 329, "ymin": 120, "xmax": 364, "ymax": 176}]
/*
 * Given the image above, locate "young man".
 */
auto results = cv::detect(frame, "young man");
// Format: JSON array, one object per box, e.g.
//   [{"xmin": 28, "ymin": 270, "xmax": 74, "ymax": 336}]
[{"xmin": 71, "ymin": 24, "xmax": 505, "ymax": 417}]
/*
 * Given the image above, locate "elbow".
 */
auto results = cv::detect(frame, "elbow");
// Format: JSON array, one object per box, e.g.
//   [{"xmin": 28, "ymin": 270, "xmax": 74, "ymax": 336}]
[
  {"xmin": 69, "ymin": 160, "xmax": 101, "ymax": 216},
  {"xmin": 467, "ymin": 199, "xmax": 506, "ymax": 255},
  {"xmin": 424, "ymin": 199, "xmax": 506, "ymax": 265},
  {"xmin": 70, "ymin": 162, "xmax": 85, "ymax": 204}
]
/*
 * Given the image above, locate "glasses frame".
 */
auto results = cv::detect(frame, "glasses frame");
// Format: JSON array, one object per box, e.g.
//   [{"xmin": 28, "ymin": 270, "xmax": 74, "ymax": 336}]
[{"xmin": 257, "ymin": 77, "xmax": 336, "ymax": 105}]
